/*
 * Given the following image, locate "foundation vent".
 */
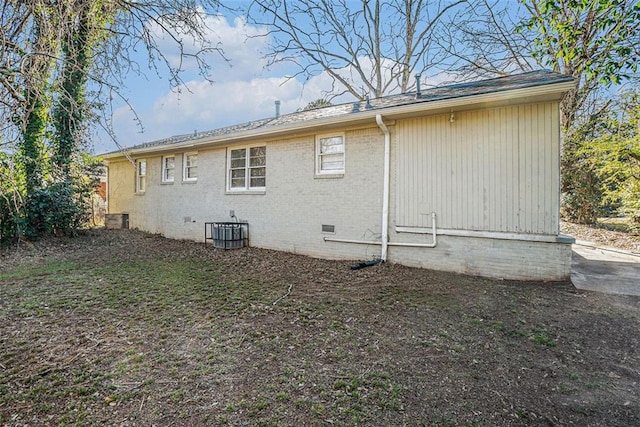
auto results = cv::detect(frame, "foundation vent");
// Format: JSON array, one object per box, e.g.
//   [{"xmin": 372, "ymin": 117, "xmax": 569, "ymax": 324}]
[{"xmin": 322, "ymin": 224, "xmax": 335, "ymax": 233}]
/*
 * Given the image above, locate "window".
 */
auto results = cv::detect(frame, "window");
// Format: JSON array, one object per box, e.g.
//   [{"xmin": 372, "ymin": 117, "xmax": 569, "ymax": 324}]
[
  {"xmin": 162, "ymin": 155, "xmax": 175, "ymax": 183},
  {"xmin": 136, "ymin": 159, "xmax": 146, "ymax": 193},
  {"xmin": 183, "ymin": 152, "xmax": 197, "ymax": 181},
  {"xmin": 316, "ymin": 133, "xmax": 345, "ymax": 175},
  {"xmin": 228, "ymin": 145, "xmax": 266, "ymax": 191}
]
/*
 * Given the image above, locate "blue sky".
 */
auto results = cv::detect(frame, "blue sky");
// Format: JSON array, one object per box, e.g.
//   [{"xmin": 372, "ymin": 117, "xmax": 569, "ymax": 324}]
[
  {"xmin": 93, "ymin": 7, "xmax": 347, "ymax": 154},
  {"xmin": 92, "ymin": 1, "xmax": 508, "ymax": 155},
  {"xmin": 93, "ymin": 1, "xmax": 470, "ymax": 155}
]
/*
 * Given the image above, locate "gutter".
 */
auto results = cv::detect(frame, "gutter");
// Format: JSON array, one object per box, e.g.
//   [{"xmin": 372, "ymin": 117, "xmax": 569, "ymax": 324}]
[{"xmin": 102, "ymin": 80, "xmax": 575, "ymax": 159}]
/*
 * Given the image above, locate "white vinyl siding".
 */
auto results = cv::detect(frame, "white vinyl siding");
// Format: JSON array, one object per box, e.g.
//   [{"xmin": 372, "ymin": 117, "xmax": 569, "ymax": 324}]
[
  {"xmin": 183, "ymin": 153, "xmax": 197, "ymax": 181},
  {"xmin": 395, "ymin": 103, "xmax": 560, "ymax": 235},
  {"xmin": 136, "ymin": 159, "xmax": 146, "ymax": 193},
  {"xmin": 228, "ymin": 145, "xmax": 266, "ymax": 191},
  {"xmin": 316, "ymin": 134, "xmax": 345, "ymax": 175},
  {"xmin": 162, "ymin": 155, "xmax": 175, "ymax": 183}
]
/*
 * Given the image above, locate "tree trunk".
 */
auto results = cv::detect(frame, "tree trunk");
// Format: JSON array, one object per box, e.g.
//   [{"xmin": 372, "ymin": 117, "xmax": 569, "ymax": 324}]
[{"xmin": 53, "ymin": 2, "xmax": 92, "ymax": 181}]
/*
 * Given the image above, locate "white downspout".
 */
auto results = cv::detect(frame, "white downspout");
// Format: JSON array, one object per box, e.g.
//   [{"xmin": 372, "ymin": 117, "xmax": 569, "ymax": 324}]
[
  {"xmin": 376, "ymin": 114, "xmax": 390, "ymax": 262},
  {"xmin": 324, "ymin": 115, "xmax": 437, "ymax": 250}
]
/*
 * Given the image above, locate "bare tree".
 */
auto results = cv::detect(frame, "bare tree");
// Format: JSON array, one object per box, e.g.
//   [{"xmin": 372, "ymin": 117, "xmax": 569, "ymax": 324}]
[
  {"xmin": 0, "ymin": 0, "xmax": 228, "ymax": 241},
  {"xmin": 86, "ymin": 0, "xmax": 229, "ymax": 148},
  {"xmin": 440, "ymin": 0, "xmax": 640, "ymax": 130},
  {"xmin": 438, "ymin": 0, "xmax": 534, "ymax": 80},
  {"xmin": 1, "ymin": 1, "xmax": 227, "ymax": 154},
  {"xmin": 248, "ymin": 0, "xmax": 467, "ymax": 101}
]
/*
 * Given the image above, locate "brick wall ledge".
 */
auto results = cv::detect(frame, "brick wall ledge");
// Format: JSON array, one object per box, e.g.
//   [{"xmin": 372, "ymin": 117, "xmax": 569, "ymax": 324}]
[{"xmin": 395, "ymin": 226, "xmax": 575, "ymax": 244}]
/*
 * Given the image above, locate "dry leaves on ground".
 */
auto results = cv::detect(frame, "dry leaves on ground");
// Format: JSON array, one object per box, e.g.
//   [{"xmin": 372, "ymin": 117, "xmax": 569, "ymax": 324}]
[{"xmin": 561, "ymin": 221, "xmax": 640, "ymax": 253}]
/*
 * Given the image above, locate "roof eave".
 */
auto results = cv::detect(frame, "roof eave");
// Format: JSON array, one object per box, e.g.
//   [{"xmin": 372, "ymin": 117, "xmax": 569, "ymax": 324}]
[{"xmin": 102, "ymin": 79, "xmax": 575, "ymax": 160}]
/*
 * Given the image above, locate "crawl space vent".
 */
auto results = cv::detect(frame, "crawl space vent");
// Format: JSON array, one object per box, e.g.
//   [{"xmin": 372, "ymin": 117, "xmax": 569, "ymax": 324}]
[{"xmin": 322, "ymin": 224, "xmax": 335, "ymax": 233}]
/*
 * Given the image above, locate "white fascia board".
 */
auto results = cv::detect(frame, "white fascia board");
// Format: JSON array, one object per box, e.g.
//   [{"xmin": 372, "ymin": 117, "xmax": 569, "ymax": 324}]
[{"xmin": 105, "ymin": 80, "xmax": 575, "ymax": 159}]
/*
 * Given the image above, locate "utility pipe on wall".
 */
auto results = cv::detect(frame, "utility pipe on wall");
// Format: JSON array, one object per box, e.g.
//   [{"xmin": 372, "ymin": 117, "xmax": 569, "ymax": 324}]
[
  {"xmin": 323, "ymin": 212, "xmax": 437, "ymax": 248},
  {"xmin": 376, "ymin": 114, "xmax": 391, "ymax": 261},
  {"xmin": 324, "ymin": 115, "xmax": 438, "ymax": 253},
  {"xmin": 388, "ymin": 212, "xmax": 437, "ymax": 248}
]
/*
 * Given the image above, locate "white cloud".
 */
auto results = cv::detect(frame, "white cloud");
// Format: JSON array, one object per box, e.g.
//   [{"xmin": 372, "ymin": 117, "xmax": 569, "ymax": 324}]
[
  {"xmin": 148, "ymin": 76, "xmax": 305, "ymax": 132},
  {"xmin": 148, "ymin": 13, "xmax": 275, "ymax": 82},
  {"xmin": 94, "ymin": 12, "xmax": 337, "ymax": 153},
  {"xmin": 96, "ymin": 68, "xmax": 458, "ymax": 154},
  {"xmin": 99, "ymin": 75, "xmax": 324, "ymax": 153},
  {"xmin": 96, "ymin": 14, "xmax": 282, "ymax": 152},
  {"xmin": 93, "ymin": 14, "xmax": 461, "ymax": 154}
]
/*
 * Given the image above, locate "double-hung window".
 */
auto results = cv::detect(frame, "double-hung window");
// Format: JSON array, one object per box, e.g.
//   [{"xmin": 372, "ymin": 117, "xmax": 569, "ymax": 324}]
[
  {"xmin": 136, "ymin": 159, "xmax": 146, "ymax": 193},
  {"xmin": 316, "ymin": 133, "xmax": 345, "ymax": 175},
  {"xmin": 183, "ymin": 152, "xmax": 197, "ymax": 182},
  {"xmin": 228, "ymin": 145, "xmax": 266, "ymax": 191},
  {"xmin": 162, "ymin": 155, "xmax": 175, "ymax": 183}
]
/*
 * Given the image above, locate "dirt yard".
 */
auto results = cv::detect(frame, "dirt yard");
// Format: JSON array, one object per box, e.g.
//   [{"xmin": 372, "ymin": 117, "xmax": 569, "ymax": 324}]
[
  {"xmin": 561, "ymin": 221, "xmax": 640, "ymax": 254},
  {"xmin": 1, "ymin": 229, "xmax": 639, "ymax": 426}
]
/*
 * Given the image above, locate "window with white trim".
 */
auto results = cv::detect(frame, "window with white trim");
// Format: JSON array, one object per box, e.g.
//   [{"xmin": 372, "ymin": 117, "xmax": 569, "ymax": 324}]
[
  {"xmin": 316, "ymin": 133, "xmax": 345, "ymax": 175},
  {"xmin": 227, "ymin": 145, "xmax": 266, "ymax": 191},
  {"xmin": 162, "ymin": 155, "xmax": 175, "ymax": 183},
  {"xmin": 136, "ymin": 159, "xmax": 146, "ymax": 193},
  {"xmin": 183, "ymin": 152, "xmax": 197, "ymax": 181}
]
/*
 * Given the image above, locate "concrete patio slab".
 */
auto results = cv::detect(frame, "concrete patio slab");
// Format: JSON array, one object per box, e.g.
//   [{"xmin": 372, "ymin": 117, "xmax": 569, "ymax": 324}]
[{"xmin": 571, "ymin": 241, "xmax": 640, "ymax": 296}]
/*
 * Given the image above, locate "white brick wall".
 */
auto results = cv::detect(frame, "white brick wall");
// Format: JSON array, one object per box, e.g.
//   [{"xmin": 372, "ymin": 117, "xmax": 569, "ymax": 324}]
[
  {"xmin": 107, "ymin": 111, "xmax": 572, "ymax": 281},
  {"xmin": 386, "ymin": 235, "xmax": 572, "ymax": 281}
]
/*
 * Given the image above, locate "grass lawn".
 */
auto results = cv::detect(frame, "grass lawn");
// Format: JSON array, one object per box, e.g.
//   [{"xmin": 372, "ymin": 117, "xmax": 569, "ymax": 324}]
[
  {"xmin": 1, "ymin": 229, "xmax": 639, "ymax": 426},
  {"xmin": 597, "ymin": 217, "xmax": 638, "ymax": 234}
]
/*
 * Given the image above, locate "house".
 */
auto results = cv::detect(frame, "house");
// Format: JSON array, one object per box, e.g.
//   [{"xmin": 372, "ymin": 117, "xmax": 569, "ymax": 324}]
[{"xmin": 103, "ymin": 70, "xmax": 576, "ymax": 281}]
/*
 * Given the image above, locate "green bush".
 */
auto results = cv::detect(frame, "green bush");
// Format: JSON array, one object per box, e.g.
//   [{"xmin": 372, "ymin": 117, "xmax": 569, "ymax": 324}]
[
  {"xmin": 569, "ymin": 93, "xmax": 640, "ymax": 228},
  {"xmin": 561, "ymin": 136, "xmax": 605, "ymax": 225},
  {"xmin": 23, "ymin": 182, "xmax": 87, "ymax": 239},
  {"xmin": 0, "ymin": 191, "xmax": 23, "ymax": 245}
]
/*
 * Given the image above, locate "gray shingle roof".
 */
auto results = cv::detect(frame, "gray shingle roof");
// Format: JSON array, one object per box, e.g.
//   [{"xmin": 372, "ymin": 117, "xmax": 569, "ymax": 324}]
[{"xmin": 108, "ymin": 70, "xmax": 573, "ymax": 154}]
